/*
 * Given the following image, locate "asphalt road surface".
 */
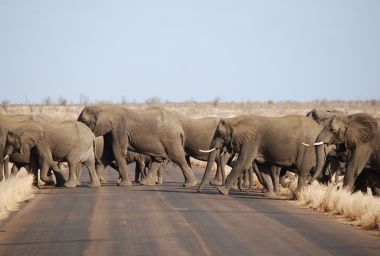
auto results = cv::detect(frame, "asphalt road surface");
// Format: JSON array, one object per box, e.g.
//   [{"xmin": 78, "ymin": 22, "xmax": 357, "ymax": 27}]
[{"xmin": 0, "ymin": 165, "xmax": 379, "ymax": 256}]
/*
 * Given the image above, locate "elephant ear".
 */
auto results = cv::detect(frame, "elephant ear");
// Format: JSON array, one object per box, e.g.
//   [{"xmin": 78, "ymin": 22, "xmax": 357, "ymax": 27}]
[
  {"xmin": 19, "ymin": 123, "xmax": 44, "ymax": 155},
  {"xmin": 94, "ymin": 114, "xmax": 120, "ymax": 136},
  {"xmin": 231, "ymin": 120, "xmax": 257, "ymax": 150},
  {"xmin": 307, "ymin": 109, "xmax": 344, "ymax": 125},
  {"xmin": 345, "ymin": 113, "xmax": 377, "ymax": 148}
]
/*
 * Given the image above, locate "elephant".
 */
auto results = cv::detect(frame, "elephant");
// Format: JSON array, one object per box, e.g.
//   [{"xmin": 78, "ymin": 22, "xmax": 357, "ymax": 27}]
[
  {"xmin": 198, "ymin": 115, "xmax": 327, "ymax": 199},
  {"xmin": 311, "ymin": 113, "xmax": 380, "ymax": 192},
  {"xmin": 140, "ymin": 114, "xmax": 233, "ymax": 187},
  {"xmin": 0, "ymin": 114, "xmax": 62, "ymax": 181},
  {"xmin": 94, "ymin": 135, "xmax": 161, "ymax": 183},
  {"xmin": 4, "ymin": 120, "xmax": 100, "ymax": 188},
  {"xmin": 77, "ymin": 105, "xmax": 197, "ymax": 187},
  {"xmin": 173, "ymin": 115, "xmax": 231, "ymax": 186}
]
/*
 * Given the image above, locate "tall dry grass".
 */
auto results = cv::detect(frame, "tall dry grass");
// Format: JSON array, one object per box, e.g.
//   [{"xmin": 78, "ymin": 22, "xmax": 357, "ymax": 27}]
[
  {"xmin": 297, "ymin": 182, "xmax": 380, "ymax": 231},
  {"xmin": 0, "ymin": 170, "xmax": 35, "ymax": 222}
]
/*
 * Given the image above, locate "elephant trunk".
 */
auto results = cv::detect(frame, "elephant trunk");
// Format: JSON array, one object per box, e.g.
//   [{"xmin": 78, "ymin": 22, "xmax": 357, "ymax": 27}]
[
  {"xmin": 308, "ymin": 131, "xmax": 332, "ymax": 185},
  {"xmin": 3, "ymin": 144, "xmax": 14, "ymax": 160},
  {"xmin": 342, "ymin": 169, "xmax": 356, "ymax": 191}
]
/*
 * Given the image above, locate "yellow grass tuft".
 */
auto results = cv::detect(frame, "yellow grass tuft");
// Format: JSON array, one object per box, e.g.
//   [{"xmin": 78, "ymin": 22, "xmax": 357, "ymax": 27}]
[
  {"xmin": 297, "ymin": 182, "xmax": 380, "ymax": 230},
  {"xmin": 0, "ymin": 170, "xmax": 36, "ymax": 222}
]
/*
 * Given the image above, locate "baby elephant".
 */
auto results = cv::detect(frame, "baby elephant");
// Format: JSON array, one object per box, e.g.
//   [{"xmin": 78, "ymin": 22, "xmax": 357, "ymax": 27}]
[{"xmin": 4, "ymin": 120, "xmax": 100, "ymax": 188}]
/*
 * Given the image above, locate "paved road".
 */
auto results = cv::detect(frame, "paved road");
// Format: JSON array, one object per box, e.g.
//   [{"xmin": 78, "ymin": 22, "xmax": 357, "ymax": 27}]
[{"xmin": 0, "ymin": 165, "xmax": 379, "ymax": 256}]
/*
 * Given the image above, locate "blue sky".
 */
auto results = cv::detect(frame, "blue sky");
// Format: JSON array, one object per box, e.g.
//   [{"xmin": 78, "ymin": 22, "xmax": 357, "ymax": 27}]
[{"xmin": 0, "ymin": 0, "xmax": 379, "ymax": 103}]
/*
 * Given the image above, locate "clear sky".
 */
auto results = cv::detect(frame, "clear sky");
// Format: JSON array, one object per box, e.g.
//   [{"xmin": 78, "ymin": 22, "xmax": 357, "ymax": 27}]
[{"xmin": 0, "ymin": 0, "xmax": 379, "ymax": 104}]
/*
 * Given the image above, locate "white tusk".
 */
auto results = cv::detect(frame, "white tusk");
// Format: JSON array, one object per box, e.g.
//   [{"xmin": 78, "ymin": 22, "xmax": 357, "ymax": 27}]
[
  {"xmin": 221, "ymin": 152, "xmax": 225, "ymax": 156},
  {"xmin": 302, "ymin": 142, "xmax": 325, "ymax": 147},
  {"xmin": 4, "ymin": 155, "xmax": 9, "ymax": 160},
  {"xmin": 232, "ymin": 155, "xmax": 238, "ymax": 162},
  {"xmin": 199, "ymin": 148, "xmax": 217, "ymax": 153}
]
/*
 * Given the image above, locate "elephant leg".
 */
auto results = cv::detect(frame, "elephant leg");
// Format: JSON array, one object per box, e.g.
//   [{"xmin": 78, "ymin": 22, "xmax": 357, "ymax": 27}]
[
  {"xmin": 243, "ymin": 169, "xmax": 250, "ymax": 188},
  {"xmin": 76, "ymin": 163, "xmax": 83, "ymax": 186},
  {"xmin": 210, "ymin": 155, "xmax": 223, "ymax": 186},
  {"xmin": 82, "ymin": 158, "xmax": 101, "ymax": 188},
  {"xmin": 0, "ymin": 162, "xmax": 3, "ymax": 181},
  {"xmin": 140, "ymin": 161, "xmax": 161, "ymax": 186},
  {"xmin": 238, "ymin": 172, "xmax": 244, "ymax": 191},
  {"xmin": 218, "ymin": 144, "xmax": 257, "ymax": 195},
  {"xmin": 157, "ymin": 164, "xmax": 163, "ymax": 184},
  {"xmin": 112, "ymin": 141, "xmax": 131, "ymax": 186},
  {"xmin": 134, "ymin": 163, "xmax": 140, "ymax": 182},
  {"xmin": 272, "ymin": 166, "xmax": 281, "ymax": 193},
  {"xmin": 96, "ymin": 163, "xmax": 107, "ymax": 184},
  {"xmin": 343, "ymin": 144, "xmax": 372, "ymax": 190},
  {"xmin": 168, "ymin": 148, "xmax": 197, "ymax": 187},
  {"xmin": 65, "ymin": 161, "xmax": 78, "ymax": 188},
  {"xmin": 247, "ymin": 167, "xmax": 254, "ymax": 192},
  {"xmin": 252, "ymin": 162, "xmax": 264, "ymax": 187},
  {"xmin": 39, "ymin": 161, "xmax": 55, "ymax": 185},
  {"xmin": 260, "ymin": 166, "xmax": 276, "ymax": 197},
  {"xmin": 135, "ymin": 160, "xmax": 145, "ymax": 182}
]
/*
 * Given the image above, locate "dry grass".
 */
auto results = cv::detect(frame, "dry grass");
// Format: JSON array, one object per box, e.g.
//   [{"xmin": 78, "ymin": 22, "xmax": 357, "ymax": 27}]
[
  {"xmin": 297, "ymin": 183, "xmax": 380, "ymax": 231},
  {"xmin": 0, "ymin": 170, "xmax": 36, "ymax": 222},
  {"xmin": 1, "ymin": 101, "xmax": 379, "ymax": 120}
]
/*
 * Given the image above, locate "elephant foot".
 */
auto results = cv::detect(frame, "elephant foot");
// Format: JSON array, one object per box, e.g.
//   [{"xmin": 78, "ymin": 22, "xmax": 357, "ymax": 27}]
[
  {"xmin": 64, "ymin": 180, "xmax": 77, "ymax": 188},
  {"xmin": 156, "ymin": 177, "xmax": 163, "ymax": 185},
  {"xmin": 217, "ymin": 186, "xmax": 229, "ymax": 195},
  {"xmin": 183, "ymin": 179, "xmax": 197, "ymax": 188},
  {"xmin": 140, "ymin": 176, "xmax": 156, "ymax": 186},
  {"xmin": 291, "ymin": 190, "xmax": 301, "ymax": 200},
  {"xmin": 263, "ymin": 192, "xmax": 278, "ymax": 198},
  {"xmin": 76, "ymin": 181, "xmax": 82, "ymax": 186},
  {"xmin": 100, "ymin": 176, "xmax": 108, "ymax": 184},
  {"xmin": 230, "ymin": 184, "xmax": 239, "ymax": 191},
  {"xmin": 88, "ymin": 181, "xmax": 101, "ymax": 188},
  {"xmin": 118, "ymin": 178, "xmax": 132, "ymax": 186},
  {"xmin": 209, "ymin": 179, "xmax": 223, "ymax": 186}
]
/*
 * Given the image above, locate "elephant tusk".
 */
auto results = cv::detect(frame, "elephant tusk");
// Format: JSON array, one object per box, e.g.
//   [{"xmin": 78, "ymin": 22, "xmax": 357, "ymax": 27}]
[
  {"xmin": 199, "ymin": 148, "xmax": 217, "ymax": 153},
  {"xmin": 302, "ymin": 142, "xmax": 325, "ymax": 147},
  {"xmin": 4, "ymin": 155, "xmax": 9, "ymax": 160},
  {"xmin": 232, "ymin": 155, "xmax": 238, "ymax": 162},
  {"xmin": 221, "ymin": 151, "xmax": 225, "ymax": 156}
]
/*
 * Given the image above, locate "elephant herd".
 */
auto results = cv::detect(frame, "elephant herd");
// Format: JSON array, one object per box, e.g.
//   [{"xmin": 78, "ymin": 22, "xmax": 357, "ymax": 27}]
[{"xmin": 0, "ymin": 105, "xmax": 379, "ymax": 199}]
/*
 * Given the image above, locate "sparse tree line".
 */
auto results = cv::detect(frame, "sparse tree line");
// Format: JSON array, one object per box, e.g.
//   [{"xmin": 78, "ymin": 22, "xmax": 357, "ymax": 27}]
[{"xmin": 0, "ymin": 105, "xmax": 379, "ymax": 200}]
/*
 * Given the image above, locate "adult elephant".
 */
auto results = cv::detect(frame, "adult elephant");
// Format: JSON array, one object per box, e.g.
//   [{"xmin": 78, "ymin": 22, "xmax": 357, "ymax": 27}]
[
  {"xmin": 311, "ymin": 113, "xmax": 380, "ymax": 192},
  {"xmin": 0, "ymin": 114, "xmax": 62, "ymax": 181},
  {"xmin": 199, "ymin": 115, "xmax": 325, "ymax": 198},
  {"xmin": 174, "ymin": 115, "xmax": 230, "ymax": 185},
  {"xmin": 4, "ymin": 120, "xmax": 100, "ymax": 188},
  {"xmin": 77, "ymin": 105, "xmax": 197, "ymax": 187}
]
